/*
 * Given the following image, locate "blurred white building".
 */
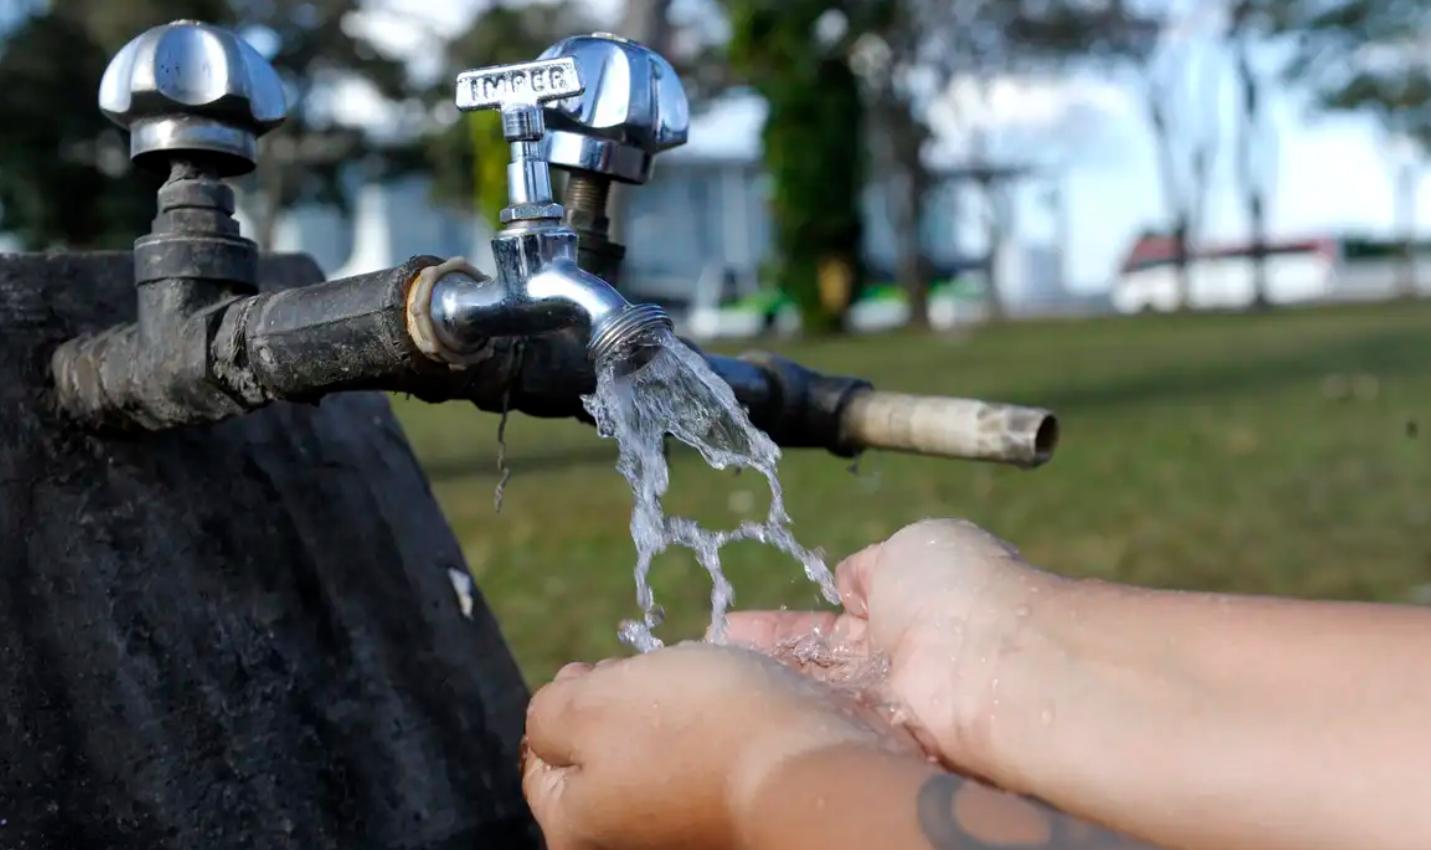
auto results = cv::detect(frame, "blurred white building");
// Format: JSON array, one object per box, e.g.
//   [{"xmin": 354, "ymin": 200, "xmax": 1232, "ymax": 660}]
[{"xmin": 1112, "ymin": 234, "xmax": 1431, "ymax": 313}]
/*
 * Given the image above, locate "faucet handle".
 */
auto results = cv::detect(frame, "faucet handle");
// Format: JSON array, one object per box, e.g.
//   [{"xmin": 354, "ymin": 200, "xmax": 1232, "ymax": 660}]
[
  {"xmin": 454, "ymin": 57, "xmax": 584, "ymax": 220},
  {"xmin": 455, "ymin": 57, "xmax": 584, "ymax": 132},
  {"xmin": 538, "ymin": 34, "xmax": 689, "ymax": 185},
  {"xmin": 99, "ymin": 20, "xmax": 286, "ymax": 176}
]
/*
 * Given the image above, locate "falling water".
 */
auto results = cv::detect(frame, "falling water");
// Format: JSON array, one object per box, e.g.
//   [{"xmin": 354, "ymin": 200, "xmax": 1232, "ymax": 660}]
[{"xmin": 582, "ymin": 328, "xmax": 840, "ymax": 651}]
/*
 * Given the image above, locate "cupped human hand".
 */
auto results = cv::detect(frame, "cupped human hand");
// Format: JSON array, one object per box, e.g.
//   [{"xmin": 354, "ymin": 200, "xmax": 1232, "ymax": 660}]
[
  {"xmin": 725, "ymin": 518, "xmax": 1058, "ymax": 776},
  {"xmin": 522, "ymin": 642, "xmax": 909, "ymax": 850}
]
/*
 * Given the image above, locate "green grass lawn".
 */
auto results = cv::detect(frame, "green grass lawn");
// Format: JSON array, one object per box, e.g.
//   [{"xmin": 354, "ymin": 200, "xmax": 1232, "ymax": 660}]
[{"xmin": 392, "ymin": 301, "xmax": 1431, "ymax": 684}]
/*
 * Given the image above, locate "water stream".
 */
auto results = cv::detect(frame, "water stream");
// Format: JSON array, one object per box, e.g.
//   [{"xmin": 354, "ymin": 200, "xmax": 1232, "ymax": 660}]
[{"xmin": 582, "ymin": 328, "xmax": 840, "ymax": 651}]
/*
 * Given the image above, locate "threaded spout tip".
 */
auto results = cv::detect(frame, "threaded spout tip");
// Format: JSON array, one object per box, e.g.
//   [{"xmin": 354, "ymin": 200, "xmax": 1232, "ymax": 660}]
[{"xmin": 588, "ymin": 303, "xmax": 673, "ymax": 365}]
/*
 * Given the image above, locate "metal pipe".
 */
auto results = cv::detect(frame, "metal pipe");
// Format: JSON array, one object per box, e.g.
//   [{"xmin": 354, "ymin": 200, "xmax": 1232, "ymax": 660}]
[
  {"xmin": 838, "ymin": 391, "xmax": 1058, "ymax": 468},
  {"xmin": 704, "ymin": 352, "xmax": 1057, "ymax": 467},
  {"xmin": 226, "ymin": 257, "xmax": 449, "ymax": 401}
]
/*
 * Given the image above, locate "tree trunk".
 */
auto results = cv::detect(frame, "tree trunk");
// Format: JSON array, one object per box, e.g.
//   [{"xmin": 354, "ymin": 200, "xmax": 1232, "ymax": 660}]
[
  {"xmin": 1172, "ymin": 219, "xmax": 1192, "ymax": 311},
  {"xmin": 619, "ymin": 0, "xmax": 672, "ymax": 48},
  {"xmin": 1146, "ymin": 81, "xmax": 1189, "ymax": 310},
  {"xmin": 1396, "ymin": 157, "xmax": 1419, "ymax": 297},
  {"xmin": 607, "ymin": 0, "xmax": 674, "ymax": 249},
  {"xmin": 886, "ymin": 104, "xmax": 929, "ymax": 329},
  {"xmin": 1249, "ymin": 192, "xmax": 1269, "ymax": 308},
  {"xmin": 1235, "ymin": 36, "xmax": 1271, "ymax": 309},
  {"xmin": 863, "ymin": 90, "xmax": 928, "ymax": 329},
  {"xmin": 254, "ymin": 160, "xmax": 282, "ymax": 251},
  {"xmin": 982, "ymin": 177, "xmax": 1009, "ymax": 322}
]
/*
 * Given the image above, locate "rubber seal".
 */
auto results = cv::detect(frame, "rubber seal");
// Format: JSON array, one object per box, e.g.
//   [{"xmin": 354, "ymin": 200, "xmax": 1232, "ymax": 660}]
[{"xmin": 405, "ymin": 257, "xmax": 490, "ymax": 367}]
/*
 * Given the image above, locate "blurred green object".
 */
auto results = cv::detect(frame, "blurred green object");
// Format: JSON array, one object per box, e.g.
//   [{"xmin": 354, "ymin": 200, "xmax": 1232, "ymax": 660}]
[
  {"xmin": 853, "ymin": 278, "xmax": 981, "ymax": 305},
  {"xmin": 468, "ymin": 111, "xmax": 510, "ymax": 229},
  {"xmin": 395, "ymin": 300, "xmax": 1431, "ymax": 684},
  {"xmin": 728, "ymin": 289, "xmax": 792, "ymax": 314},
  {"xmin": 726, "ymin": 0, "xmax": 865, "ymax": 333},
  {"xmin": 0, "ymin": 9, "xmax": 174, "ymax": 248}
]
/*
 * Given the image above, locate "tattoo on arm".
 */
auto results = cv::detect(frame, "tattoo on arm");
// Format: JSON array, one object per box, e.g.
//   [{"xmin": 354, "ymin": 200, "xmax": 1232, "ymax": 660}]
[{"xmin": 916, "ymin": 772, "xmax": 1162, "ymax": 850}]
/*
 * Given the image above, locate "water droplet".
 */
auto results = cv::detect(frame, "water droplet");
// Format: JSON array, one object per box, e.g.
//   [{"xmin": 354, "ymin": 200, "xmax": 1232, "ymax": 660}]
[
  {"xmin": 1015, "ymin": 604, "xmax": 1031, "ymax": 618},
  {"xmin": 1040, "ymin": 705, "xmax": 1055, "ymax": 726}
]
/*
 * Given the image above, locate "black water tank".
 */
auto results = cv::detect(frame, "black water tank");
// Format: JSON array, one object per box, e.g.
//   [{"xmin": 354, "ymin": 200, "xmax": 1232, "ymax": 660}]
[{"xmin": 0, "ymin": 253, "xmax": 537, "ymax": 849}]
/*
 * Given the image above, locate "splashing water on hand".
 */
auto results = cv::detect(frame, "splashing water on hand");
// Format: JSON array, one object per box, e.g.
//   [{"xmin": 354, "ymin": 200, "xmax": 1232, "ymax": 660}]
[{"xmin": 582, "ymin": 329, "xmax": 840, "ymax": 651}]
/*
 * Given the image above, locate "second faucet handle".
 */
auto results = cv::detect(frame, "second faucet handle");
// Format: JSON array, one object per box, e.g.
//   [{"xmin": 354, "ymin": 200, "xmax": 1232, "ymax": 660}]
[{"xmin": 455, "ymin": 57, "xmax": 585, "ymax": 221}]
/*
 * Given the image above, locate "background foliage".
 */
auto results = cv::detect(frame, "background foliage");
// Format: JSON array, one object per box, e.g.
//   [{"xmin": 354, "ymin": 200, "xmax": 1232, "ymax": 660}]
[{"xmin": 725, "ymin": 0, "xmax": 866, "ymax": 332}]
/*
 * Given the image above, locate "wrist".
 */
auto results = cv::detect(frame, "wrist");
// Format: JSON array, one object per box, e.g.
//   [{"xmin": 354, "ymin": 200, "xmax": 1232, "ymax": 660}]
[
  {"xmin": 735, "ymin": 743, "xmax": 935, "ymax": 850},
  {"xmin": 727, "ymin": 709, "xmax": 892, "ymax": 842},
  {"xmin": 912, "ymin": 564, "xmax": 1077, "ymax": 787},
  {"xmin": 967, "ymin": 574, "xmax": 1149, "ymax": 796}
]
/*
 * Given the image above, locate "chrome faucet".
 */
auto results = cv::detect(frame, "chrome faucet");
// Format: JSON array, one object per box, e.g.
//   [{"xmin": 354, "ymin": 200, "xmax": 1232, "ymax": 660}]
[{"xmin": 426, "ymin": 57, "xmax": 672, "ymax": 366}]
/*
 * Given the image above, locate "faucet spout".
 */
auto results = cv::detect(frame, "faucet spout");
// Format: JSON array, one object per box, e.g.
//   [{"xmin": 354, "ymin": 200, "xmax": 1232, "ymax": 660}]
[{"xmin": 426, "ymin": 250, "xmax": 671, "ymax": 365}]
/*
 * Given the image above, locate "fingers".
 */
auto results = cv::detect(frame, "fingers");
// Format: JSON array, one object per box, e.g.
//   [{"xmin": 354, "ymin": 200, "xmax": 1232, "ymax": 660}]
[
  {"xmin": 521, "ymin": 748, "xmax": 591, "ymax": 850},
  {"xmin": 836, "ymin": 519, "xmax": 1017, "ymax": 617},
  {"xmin": 554, "ymin": 661, "xmax": 593, "ymax": 681},
  {"xmin": 835, "ymin": 541, "xmax": 884, "ymax": 617},
  {"xmin": 526, "ymin": 658, "xmax": 630, "ymax": 769},
  {"xmin": 526, "ymin": 674, "xmax": 593, "ymax": 768},
  {"xmin": 521, "ymin": 748, "xmax": 565, "ymax": 822},
  {"xmin": 723, "ymin": 610, "xmax": 843, "ymax": 650}
]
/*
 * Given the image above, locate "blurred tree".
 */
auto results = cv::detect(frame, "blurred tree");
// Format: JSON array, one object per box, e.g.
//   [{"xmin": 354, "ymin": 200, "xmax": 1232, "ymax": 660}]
[
  {"xmin": 0, "ymin": 1, "xmax": 223, "ymax": 248},
  {"xmin": 1227, "ymin": 0, "xmax": 1281, "ymax": 309},
  {"xmin": 219, "ymin": 0, "xmax": 412, "ymax": 249},
  {"xmin": 1285, "ymin": 0, "xmax": 1431, "ymax": 294},
  {"xmin": 0, "ymin": 0, "xmax": 413, "ymax": 250},
  {"xmin": 1141, "ymin": 16, "xmax": 1221, "ymax": 312},
  {"xmin": 0, "ymin": 13, "xmax": 149, "ymax": 249},
  {"xmin": 859, "ymin": 0, "xmax": 1155, "ymax": 323},
  {"xmin": 725, "ymin": 1, "xmax": 867, "ymax": 333},
  {"xmin": 605, "ymin": 0, "xmax": 674, "ymax": 246},
  {"xmin": 427, "ymin": 1, "xmax": 594, "ymax": 229},
  {"xmin": 851, "ymin": 0, "xmax": 931, "ymax": 325},
  {"xmin": 618, "ymin": 0, "xmax": 673, "ymax": 62}
]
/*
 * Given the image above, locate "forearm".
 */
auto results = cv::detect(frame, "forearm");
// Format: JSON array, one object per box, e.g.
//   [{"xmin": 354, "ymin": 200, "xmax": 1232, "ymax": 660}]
[
  {"xmin": 739, "ymin": 745, "xmax": 1152, "ymax": 850},
  {"xmin": 986, "ymin": 579, "xmax": 1431, "ymax": 850}
]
